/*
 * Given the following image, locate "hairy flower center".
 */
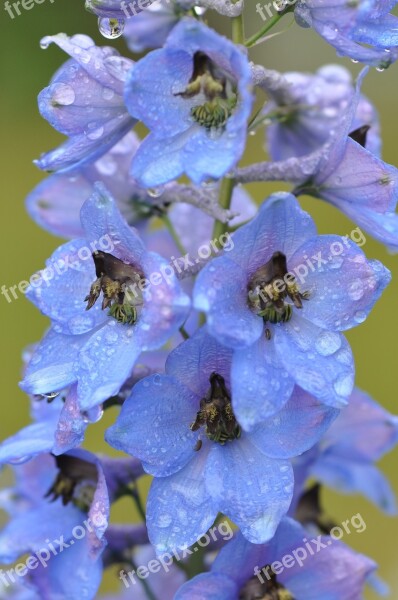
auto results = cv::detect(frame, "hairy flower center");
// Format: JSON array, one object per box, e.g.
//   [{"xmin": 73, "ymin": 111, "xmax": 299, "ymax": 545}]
[
  {"xmin": 177, "ymin": 51, "xmax": 237, "ymax": 130},
  {"xmin": 85, "ymin": 251, "xmax": 143, "ymax": 326},
  {"xmin": 190, "ymin": 373, "xmax": 241, "ymax": 445},
  {"xmin": 239, "ymin": 571, "xmax": 295, "ymax": 600},
  {"xmin": 45, "ymin": 455, "xmax": 97, "ymax": 511},
  {"xmin": 248, "ymin": 251, "xmax": 309, "ymax": 339}
]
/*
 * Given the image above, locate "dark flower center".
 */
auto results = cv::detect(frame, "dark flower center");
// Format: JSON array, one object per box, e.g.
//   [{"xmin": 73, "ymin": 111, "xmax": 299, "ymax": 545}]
[
  {"xmin": 248, "ymin": 251, "xmax": 309, "ymax": 339},
  {"xmin": 240, "ymin": 571, "xmax": 295, "ymax": 600},
  {"xmin": 45, "ymin": 455, "xmax": 97, "ymax": 511},
  {"xmin": 85, "ymin": 251, "xmax": 143, "ymax": 325},
  {"xmin": 177, "ymin": 51, "xmax": 237, "ymax": 130},
  {"xmin": 190, "ymin": 373, "xmax": 241, "ymax": 445}
]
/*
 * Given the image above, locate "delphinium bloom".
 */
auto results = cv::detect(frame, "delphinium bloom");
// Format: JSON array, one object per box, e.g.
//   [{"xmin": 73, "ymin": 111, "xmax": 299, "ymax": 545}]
[
  {"xmin": 296, "ymin": 387, "xmax": 398, "ymax": 514},
  {"xmin": 174, "ymin": 518, "xmax": 378, "ymax": 599},
  {"xmin": 124, "ymin": 18, "xmax": 253, "ymax": 186},
  {"xmin": 265, "ymin": 64, "xmax": 381, "ymax": 160},
  {"xmin": 0, "ymin": 451, "xmax": 109, "ymax": 599},
  {"xmin": 294, "ymin": 0, "xmax": 398, "ymax": 68},
  {"xmin": 20, "ymin": 184, "xmax": 190, "ymax": 411},
  {"xmin": 106, "ymin": 326, "xmax": 337, "ymax": 551},
  {"xmin": 36, "ymin": 34, "xmax": 135, "ymax": 173},
  {"xmin": 194, "ymin": 192, "xmax": 390, "ymax": 429}
]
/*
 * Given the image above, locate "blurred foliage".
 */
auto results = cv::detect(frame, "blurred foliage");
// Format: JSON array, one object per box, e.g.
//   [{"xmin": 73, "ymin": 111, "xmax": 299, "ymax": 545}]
[{"xmin": 0, "ymin": 2, "xmax": 397, "ymax": 597}]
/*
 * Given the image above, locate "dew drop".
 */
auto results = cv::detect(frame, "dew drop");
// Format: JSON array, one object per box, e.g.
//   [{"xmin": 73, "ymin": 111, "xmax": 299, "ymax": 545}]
[
  {"xmin": 51, "ymin": 83, "xmax": 76, "ymax": 106},
  {"xmin": 98, "ymin": 17, "xmax": 125, "ymax": 40},
  {"xmin": 147, "ymin": 186, "xmax": 165, "ymax": 198}
]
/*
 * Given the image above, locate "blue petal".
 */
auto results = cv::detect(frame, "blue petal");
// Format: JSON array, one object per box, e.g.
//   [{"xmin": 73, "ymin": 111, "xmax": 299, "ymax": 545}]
[
  {"xmin": 274, "ymin": 315, "xmax": 354, "ymax": 408},
  {"xmin": 166, "ymin": 327, "xmax": 233, "ymax": 398},
  {"xmin": 123, "ymin": 3, "xmax": 178, "ymax": 53},
  {"xmin": 53, "ymin": 386, "xmax": 90, "ymax": 454},
  {"xmin": 231, "ymin": 335, "xmax": 295, "ymax": 429},
  {"xmin": 20, "ymin": 328, "xmax": 89, "ymax": 396},
  {"xmin": 249, "ymin": 387, "xmax": 339, "ymax": 458},
  {"xmin": 26, "ymin": 239, "xmax": 106, "ymax": 336},
  {"xmin": 28, "ymin": 536, "xmax": 102, "ymax": 600},
  {"xmin": 340, "ymin": 204, "xmax": 398, "ymax": 251},
  {"xmin": 146, "ymin": 449, "xmax": 217, "ymax": 553},
  {"xmin": 312, "ymin": 454, "xmax": 397, "ymax": 514},
  {"xmin": 106, "ymin": 375, "xmax": 199, "ymax": 477},
  {"xmin": 175, "ymin": 573, "xmax": 238, "ymax": 600},
  {"xmin": 0, "ymin": 419, "xmax": 58, "ymax": 465},
  {"xmin": 289, "ymin": 235, "xmax": 391, "ymax": 331},
  {"xmin": 230, "ymin": 192, "xmax": 317, "ymax": 273},
  {"xmin": 80, "ymin": 183, "xmax": 146, "ymax": 264},
  {"xmin": 205, "ymin": 437, "xmax": 293, "ymax": 544},
  {"xmin": 194, "ymin": 256, "xmax": 262, "ymax": 349}
]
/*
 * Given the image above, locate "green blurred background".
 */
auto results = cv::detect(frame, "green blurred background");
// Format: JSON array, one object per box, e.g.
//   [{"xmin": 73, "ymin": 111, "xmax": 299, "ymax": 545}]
[{"xmin": 0, "ymin": 2, "xmax": 397, "ymax": 597}]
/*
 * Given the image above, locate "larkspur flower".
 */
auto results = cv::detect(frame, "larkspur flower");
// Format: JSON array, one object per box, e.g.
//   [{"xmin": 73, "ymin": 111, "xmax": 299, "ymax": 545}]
[
  {"xmin": 194, "ymin": 192, "xmax": 390, "ymax": 429},
  {"xmin": 0, "ymin": 451, "xmax": 109, "ymax": 599},
  {"xmin": 20, "ymin": 183, "xmax": 190, "ymax": 411},
  {"xmin": 124, "ymin": 18, "xmax": 253, "ymax": 186},
  {"xmin": 297, "ymin": 388, "xmax": 398, "ymax": 514},
  {"xmin": 36, "ymin": 34, "xmax": 135, "ymax": 173},
  {"xmin": 106, "ymin": 327, "xmax": 337, "ymax": 551},
  {"xmin": 294, "ymin": 0, "xmax": 398, "ymax": 68},
  {"xmin": 175, "ymin": 518, "xmax": 378, "ymax": 600},
  {"xmin": 265, "ymin": 64, "xmax": 381, "ymax": 160}
]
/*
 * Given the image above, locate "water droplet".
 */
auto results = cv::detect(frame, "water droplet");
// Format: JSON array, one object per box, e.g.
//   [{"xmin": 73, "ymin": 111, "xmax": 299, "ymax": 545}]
[
  {"xmin": 376, "ymin": 67, "xmax": 385, "ymax": 73},
  {"xmin": 147, "ymin": 186, "xmax": 165, "ymax": 198},
  {"xmin": 9, "ymin": 455, "xmax": 31, "ymax": 465},
  {"xmin": 98, "ymin": 17, "xmax": 125, "ymax": 40},
  {"xmin": 51, "ymin": 83, "xmax": 75, "ymax": 106},
  {"xmin": 86, "ymin": 126, "xmax": 104, "ymax": 141},
  {"xmin": 351, "ymin": 59, "xmax": 359, "ymax": 64},
  {"xmin": 315, "ymin": 331, "xmax": 342, "ymax": 356},
  {"xmin": 102, "ymin": 87, "xmax": 115, "ymax": 101}
]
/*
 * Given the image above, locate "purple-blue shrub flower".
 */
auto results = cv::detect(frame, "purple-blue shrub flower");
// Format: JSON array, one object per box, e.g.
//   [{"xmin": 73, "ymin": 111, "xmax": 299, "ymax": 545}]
[
  {"xmin": 294, "ymin": 0, "xmax": 398, "ymax": 68},
  {"xmin": 194, "ymin": 192, "xmax": 390, "ymax": 429},
  {"xmin": 0, "ymin": 451, "xmax": 109, "ymax": 599},
  {"xmin": 20, "ymin": 183, "xmax": 190, "ymax": 411},
  {"xmin": 175, "ymin": 518, "xmax": 378, "ymax": 600},
  {"xmin": 36, "ymin": 34, "xmax": 135, "ymax": 173},
  {"xmin": 265, "ymin": 64, "xmax": 381, "ymax": 160},
  {"xmin": 124, "ymin": 18, "xmax": 253, "ymax": 186},
  {"xmin": 27, "ymin": 132, "xmax": 151, "ymax": 239},
  {"xmin": 106, "ymin": 326, "xmax": 337, "ymax": 552},
  {"xmin": 298, "ymin": 388, "xmax": 398, "ymax": 514}
]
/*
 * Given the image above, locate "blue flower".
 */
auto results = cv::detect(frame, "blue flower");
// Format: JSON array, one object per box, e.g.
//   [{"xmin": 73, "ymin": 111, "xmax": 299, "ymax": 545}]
[
  {"xmin": 194, "ymin": 192, "xmax": 390, "ymax": 429},
  {"xmin": 106, "ymin": 327, "xmax": 337, "ymax": 552},
  {"xmin": 294, "ymin": 0, "xmax": 398, "ymax": 68},
  {"xmin": 36, "ymin": 34, "xmax": 135, "ymax": 173},
  {"xmin": 20, "ymin": 183, "xmax": 190, "ymax": 411},
  {"xmin": 124, "ymin": 18, "xmax": 254, "ymax": 186},
  {"xmin": 265, "ymin": 64, "xmax": 381, "ymax": 161},
  {"xmin": 0, "ymin": 451, "xmax": 109, "ymax": 599},
  {"xmin": 27, "ymin": 132, "xmax": 152, "ymax": 239},
  {"xmin": 175, "ymin": 518, "xmax": 378, "ymax": 600},
  {"xmin": 297, "ymin": 388, "xmax": 398, "ymax": 514}
]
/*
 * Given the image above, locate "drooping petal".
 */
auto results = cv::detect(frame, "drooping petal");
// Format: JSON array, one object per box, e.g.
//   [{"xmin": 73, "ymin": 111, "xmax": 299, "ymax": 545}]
[
  {"xmin": 20, "ymin": 328, "xmax": 89, "ymax": 396},
  {"xmin": 123, "ymin": 2, "xmax": 179, "ymax": 53},
  {"xmin": 0, "ymin": 419, "xmax": 58, "ymax": 465},
  {"xmin": 106, "ymin": 375, "xmax": 198, "ymax": 477},
  {"xmin": 146, "ymin": 448, "xmax": 217, "ymax": 553},
  {"xmin": 205, "ymin": 436, "xmax": 293, "ymax": 544},
  {"xmin": 289, "ymin": 234, "xmax": 391, "ymax": 331},
  {"xmin": 249, "ymin": 387, "xmax": 339, "ymax": 459},
  {"xmin": 273, "ymin": 315, "xmax": 354, "ymax": 408},
  {"xmin": 231, "ymin": 335, "xmax": 295, "ymax": 429}
]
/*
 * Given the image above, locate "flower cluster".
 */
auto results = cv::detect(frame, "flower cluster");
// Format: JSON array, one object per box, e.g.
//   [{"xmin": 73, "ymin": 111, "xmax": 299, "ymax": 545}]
[{"xmin": 2, "ymin": 1, "xmax": 398, "ymax": 599}]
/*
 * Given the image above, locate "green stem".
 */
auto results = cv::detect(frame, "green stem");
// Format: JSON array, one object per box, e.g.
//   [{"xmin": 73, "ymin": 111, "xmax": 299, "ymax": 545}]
[
  {"xmin": 212, "ymin": 177, "xmax": 235, "ymax": 242},
  {"xmin": 245, "ymin": 12, "xmax": 284, "ymax": 47},
  {"xmin": 161, "ymin": 214, "xmax": 187, "ymax": 256},
  {"xmin": 232, "ymin": 13, "xmax": 245, "ymax": 45}
]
